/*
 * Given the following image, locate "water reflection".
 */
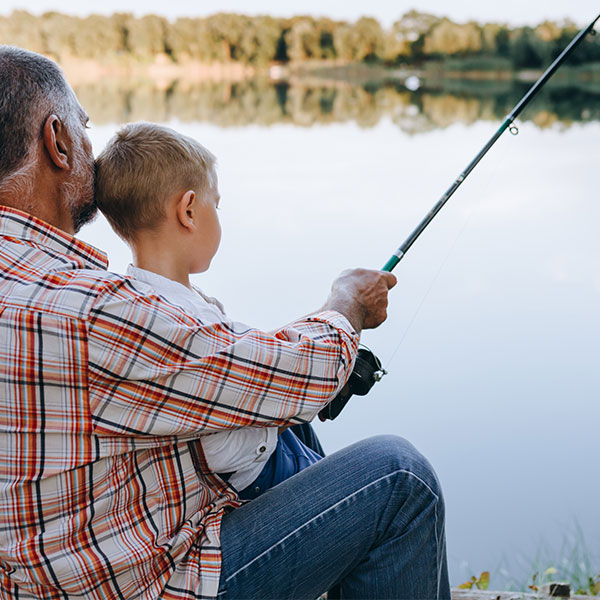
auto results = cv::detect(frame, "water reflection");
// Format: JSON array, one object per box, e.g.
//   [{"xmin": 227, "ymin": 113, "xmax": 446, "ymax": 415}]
[
  {"xmin": 75, "ymin": 77, "xmax": 600, "ymax": 132},
  {"xmin": 80, "ymin": 108, "xmax": 600, "ymax": 591}
]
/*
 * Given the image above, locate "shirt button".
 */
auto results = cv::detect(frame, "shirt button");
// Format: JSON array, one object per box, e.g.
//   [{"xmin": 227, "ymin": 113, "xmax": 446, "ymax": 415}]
[{"xmin": 256, "ymin": 444, "xmax": 267, "ymax": 456}]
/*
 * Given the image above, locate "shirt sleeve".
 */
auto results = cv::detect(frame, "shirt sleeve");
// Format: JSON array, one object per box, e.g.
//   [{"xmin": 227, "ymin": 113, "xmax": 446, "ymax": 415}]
[{"xmin": 86, "ymin": 277, "xmax": 359, "ymax": 438}]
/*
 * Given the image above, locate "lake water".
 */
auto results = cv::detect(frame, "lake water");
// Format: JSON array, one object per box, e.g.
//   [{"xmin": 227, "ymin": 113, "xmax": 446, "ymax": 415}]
[{"xmin": 78, "ymin": 78, "xmax": 600, "ymax": 590}]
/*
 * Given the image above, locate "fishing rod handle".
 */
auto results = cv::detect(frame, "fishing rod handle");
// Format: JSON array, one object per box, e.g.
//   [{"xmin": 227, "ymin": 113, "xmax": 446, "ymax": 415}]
[{"xmin": 382, "ymin": 252, "xmax": 402, "ymax": 272}]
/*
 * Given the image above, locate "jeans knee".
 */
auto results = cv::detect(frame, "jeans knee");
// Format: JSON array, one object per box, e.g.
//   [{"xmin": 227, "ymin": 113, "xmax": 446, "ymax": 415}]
[{"xmin": 364, "ymin": 435, "xmax": 443, "ymax": 501}]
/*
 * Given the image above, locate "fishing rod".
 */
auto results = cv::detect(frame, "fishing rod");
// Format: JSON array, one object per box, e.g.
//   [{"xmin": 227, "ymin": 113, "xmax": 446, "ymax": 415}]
[{"xmin": 319, "ymin": 13, "xmax": 600, "ymax": 421}]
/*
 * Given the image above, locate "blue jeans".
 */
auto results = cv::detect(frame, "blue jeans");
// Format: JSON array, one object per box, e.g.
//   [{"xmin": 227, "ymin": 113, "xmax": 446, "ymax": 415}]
[
  {"xmin": 239, "ymin": 428, "xmax": 323, "ymax": 500},
  {"xmin": 217, "ymin": 435, "xmax": 450, "ymax": 599}
]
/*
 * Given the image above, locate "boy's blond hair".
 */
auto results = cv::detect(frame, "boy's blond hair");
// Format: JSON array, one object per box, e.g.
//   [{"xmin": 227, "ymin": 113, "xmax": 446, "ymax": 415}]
[{"xmin": 95, "ymin": 122, "xmax": 216, "ymax": 241}]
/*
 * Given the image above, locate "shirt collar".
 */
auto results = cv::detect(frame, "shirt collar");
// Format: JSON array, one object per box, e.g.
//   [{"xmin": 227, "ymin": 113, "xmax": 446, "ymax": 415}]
[
  {"xmin": 126, "ymin": 264, "xmax": 193, "ymax": 296},
  {"xmin": 0, "ymin": 205, "xmax": 108, "ymax": 270}
]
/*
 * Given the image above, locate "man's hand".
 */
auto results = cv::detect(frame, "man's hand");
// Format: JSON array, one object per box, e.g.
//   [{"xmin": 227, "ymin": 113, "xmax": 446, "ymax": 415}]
[{"xmin": 322, "ymin": 268, "xmax": 397, "ymax": 333}]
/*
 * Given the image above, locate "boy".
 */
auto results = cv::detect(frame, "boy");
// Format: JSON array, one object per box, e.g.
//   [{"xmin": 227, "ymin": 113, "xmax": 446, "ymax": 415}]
[{"xmin": 95, "ymin": 122, "xmax": 322, "ymax": 499}]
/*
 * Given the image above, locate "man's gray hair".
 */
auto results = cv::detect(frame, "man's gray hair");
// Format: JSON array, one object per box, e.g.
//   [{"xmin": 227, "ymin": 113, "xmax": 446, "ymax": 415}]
[{"xmin": 0, "ymin": 46, "xmax": 74, "ymax": 196}]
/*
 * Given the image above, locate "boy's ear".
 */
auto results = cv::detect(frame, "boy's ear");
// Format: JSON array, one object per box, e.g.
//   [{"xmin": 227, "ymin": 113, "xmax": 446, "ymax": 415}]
[{"xmin": 175, "ymin": 190, "xmax": 196, "ymax": 231}]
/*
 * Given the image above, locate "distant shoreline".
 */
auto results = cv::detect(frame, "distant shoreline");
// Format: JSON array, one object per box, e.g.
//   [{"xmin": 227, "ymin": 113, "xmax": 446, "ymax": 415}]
[
  {"xmin": 59, "ymin": 55, "xmax": 257, "ymax": 84},
  {"xmin": 58, "ymin": 55, "xmax": 600, "ymax": 86}
]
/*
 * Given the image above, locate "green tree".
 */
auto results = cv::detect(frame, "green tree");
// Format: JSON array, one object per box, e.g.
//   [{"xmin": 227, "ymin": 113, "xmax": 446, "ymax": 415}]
[
  {"xmin": 480, "ymin": 23, "xmax": 501, "ymax": 55},
  {"xmin": 534, "ymin": 20, "xmax": 561, "ymax": 43},
  {"xmin": 332, "ymin": 24, "xmax": 358, "ymax": 61},
  {"xmin": 202, "ymin": 13, "xmax": 247, "ymax": 61},
  {"xmin": 550, "ymin": 21, "xmax": 599, "ymax": 65},
  {"xmin": 392, "ymin": 10, "xmax": 441, "ymax": 61},
  {"xmin": 236, "ymin": 16, "xmax": 282, "ymax": 65},
  {"xmin": 1, "ymin": 11, "xmax": 44, "ymax": 53},
  {"xmin": 124, "ymin": 14, "xmax": 169, "ymax": 60},
  {"xmin": 314, "ymin": 18, "xmax": 337, "ymax": 60},
  {"xmin": 495, "ymin": 26, "xmax": 511, "ymax": 57},
  {"xmin": 509, "ymin": 27, "xmax": 547, "ymax": 68},
  {"xmin": 167, "ymin": 18, "xmax": 210, "ymax": 62},
  {"xmin": 71, "ymin": 14, "xmax": 126, "ymax": 59},
  {"xmin": 285, "ymin": 17, "xmax": 320, "ymax": 61},
  {"xmin": 423, "ymin": 19, "xmax": 482, "ymax": 56},
  {"xmin": 41, "ymin": 12, "xmax": 79, "ymax": 59},
  {"xmin": 352, "ymin": 17, "xmax": 386, "ymax": 61}
]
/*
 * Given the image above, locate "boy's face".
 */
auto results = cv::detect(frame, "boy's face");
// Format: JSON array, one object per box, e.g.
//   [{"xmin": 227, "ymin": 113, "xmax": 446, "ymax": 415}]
[{"xmin": 190, "ymin": 173, "xmax": 221, "ymax": 273}]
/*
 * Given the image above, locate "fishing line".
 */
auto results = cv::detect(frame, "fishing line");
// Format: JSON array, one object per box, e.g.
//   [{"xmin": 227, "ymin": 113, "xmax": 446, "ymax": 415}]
[
  {"xmin": 319, "ymin": 13, "xmax": 600, "ymax": 421},
  {"xmin": 383, "ymin": 141, "xmax": 511, "ymax": 368}
]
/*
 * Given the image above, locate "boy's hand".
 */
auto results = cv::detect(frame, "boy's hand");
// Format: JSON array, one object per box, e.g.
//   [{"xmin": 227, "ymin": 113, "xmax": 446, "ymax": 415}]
[{"xmin": 323, "ymin": 268, "xmax": 397, "ymax": 333}]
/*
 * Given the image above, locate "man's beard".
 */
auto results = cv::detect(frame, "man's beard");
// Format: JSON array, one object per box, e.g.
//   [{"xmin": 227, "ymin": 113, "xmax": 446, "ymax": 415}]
[{"xmin": 61, "ymin": 142, "xmax": 97, "ymax": 234}]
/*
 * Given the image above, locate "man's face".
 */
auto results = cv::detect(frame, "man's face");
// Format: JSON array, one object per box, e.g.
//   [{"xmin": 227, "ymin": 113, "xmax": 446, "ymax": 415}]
[{"xmin": 62, "ymin": 95, "xmax": 97, "ymax": 233}]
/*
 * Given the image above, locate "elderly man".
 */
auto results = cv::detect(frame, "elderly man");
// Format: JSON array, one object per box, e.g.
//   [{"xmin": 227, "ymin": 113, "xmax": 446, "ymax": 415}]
[{"xmin": 0, "ymin": 46, "xmax": 450, "ymax": 599}]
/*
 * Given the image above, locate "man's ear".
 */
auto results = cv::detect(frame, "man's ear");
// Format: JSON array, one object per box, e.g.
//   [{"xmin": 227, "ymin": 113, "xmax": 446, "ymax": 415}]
[
  {"xmin": 42, "ymin": 115, "xmax": 71, "ymax": 169},
  {"xmin": 42, "ymin": 115, "xmax": 70, "ymax": 170},
  {"xmin": 175, "ymin": 190, "xmax": 197, "ymax": 231}
]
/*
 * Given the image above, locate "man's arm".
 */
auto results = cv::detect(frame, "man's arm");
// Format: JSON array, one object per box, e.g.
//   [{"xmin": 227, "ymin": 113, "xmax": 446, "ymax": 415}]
[{"xmin": 86, "ymin": 269, "xmax": 395, "ymax": 440}]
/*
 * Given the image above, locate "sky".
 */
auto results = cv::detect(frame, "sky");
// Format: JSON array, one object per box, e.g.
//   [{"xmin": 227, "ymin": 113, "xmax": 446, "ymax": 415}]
[{"xmin": 1, "ymin": 0, "xmax": 599, "ymax": 27}]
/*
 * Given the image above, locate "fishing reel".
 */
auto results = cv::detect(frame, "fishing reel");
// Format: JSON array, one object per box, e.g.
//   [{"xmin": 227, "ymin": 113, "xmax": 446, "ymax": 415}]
[{"xmin": 318, "ymin": 346, "xmax": 387, "ymax": 421}]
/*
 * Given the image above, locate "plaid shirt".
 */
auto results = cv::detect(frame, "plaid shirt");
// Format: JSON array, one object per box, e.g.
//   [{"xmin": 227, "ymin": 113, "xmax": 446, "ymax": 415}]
[{"xmin": 0, "ymin": 206, "xmax": 358, "ymax": 599}]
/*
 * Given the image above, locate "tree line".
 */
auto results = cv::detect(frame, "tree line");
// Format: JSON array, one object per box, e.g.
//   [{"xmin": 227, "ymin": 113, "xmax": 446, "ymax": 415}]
[{"xmin": 1, "ymin": 10, "xmax": 599, "ymax": 69}]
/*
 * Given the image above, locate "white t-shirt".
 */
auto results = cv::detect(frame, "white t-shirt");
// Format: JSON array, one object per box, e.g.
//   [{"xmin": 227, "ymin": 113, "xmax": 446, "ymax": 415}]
[{"xmin": 126, "ymin": 265, "xmax": 278, "ymax": 491}]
